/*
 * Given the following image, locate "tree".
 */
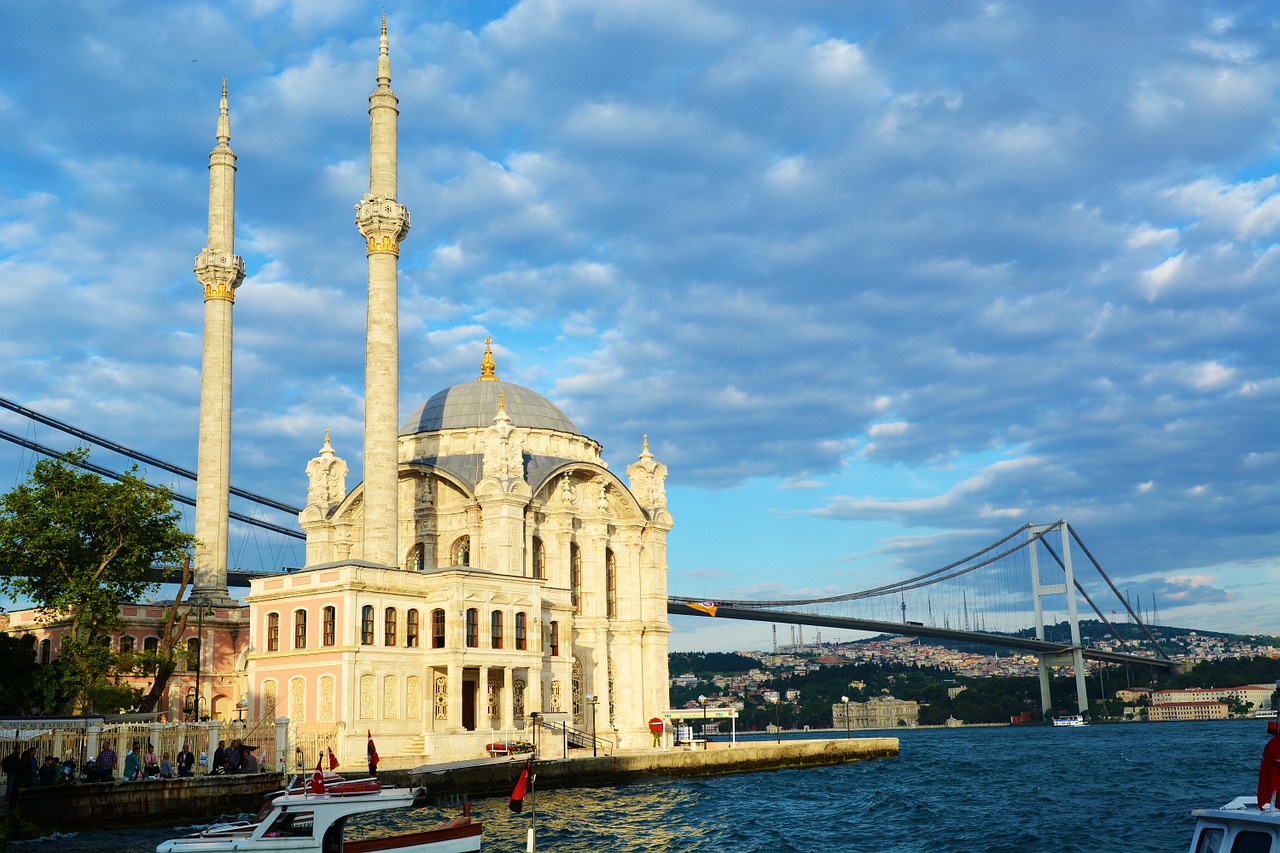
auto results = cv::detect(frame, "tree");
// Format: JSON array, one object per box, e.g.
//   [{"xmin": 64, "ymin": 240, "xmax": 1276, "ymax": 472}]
[{"xmin": 0, "ymin": 449, "xmax": 195, "ymax": 712}]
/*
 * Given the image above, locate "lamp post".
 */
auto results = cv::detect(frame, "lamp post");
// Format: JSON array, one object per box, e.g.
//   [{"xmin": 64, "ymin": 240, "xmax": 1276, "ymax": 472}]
[
  {"xmin": 842, "ymin": 696, "xmax": 851, "ymax": 739},
  {"xmin": 772, "ymin": 695, "xmax": 780, "ymax": 744},
  {"xmin": 586, "ymin": 694, "xmax": 599, "ymax": 757},
  {"xmin": 698, "ymin": 694, "xmax": 707, "ymax": 740},
  {"xmin": 189, "ymin": 595, "xmax": 215, "ymax": 722}
]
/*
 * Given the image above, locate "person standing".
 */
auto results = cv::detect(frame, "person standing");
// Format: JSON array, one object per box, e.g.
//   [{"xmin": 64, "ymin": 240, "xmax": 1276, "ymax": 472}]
[
  {"xmin": 1259, "ymin": 721, "xmax": 1280, "ymax": 810},
  {"xmin": 123, "ymin": 744, "xmax": 141, "ymax": 781},
  {"xmin": 211, "ymin": 740, "xmax": 226, "ymax": 775},
  {"xmin": 177, "ymin": 745, "xmax": 195, "ymax": 778},
  {"xmin": 38, "ymin": 756, "xmax": 60, "ymax": 786},
  {"xmin": 96, "ymin": 743, "xmax": 117, "ymax": 782},
  {"xmin": 143, "ymin": 743, "xmax": 159, "ymax": 778},
  {"xmin": 3, "ymin": 745, "xmax": 20, "ymax": 806}
]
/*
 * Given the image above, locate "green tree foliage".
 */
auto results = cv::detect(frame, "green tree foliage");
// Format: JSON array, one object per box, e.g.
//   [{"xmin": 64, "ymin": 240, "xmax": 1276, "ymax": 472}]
[
  {"xmin": 668, "ymin": 652, "xmax": 757, "ymax": 678},
  {"xmin": 1158, "ymin": 657, "xmax": 1280, "ymax": 691},
  {"xmin": 0, "ymin": 449, "xmax": 195, "ymax": 712},
  {"xmin": 0, "ymin": 633, "xmax": 73, "ymax": 714}
]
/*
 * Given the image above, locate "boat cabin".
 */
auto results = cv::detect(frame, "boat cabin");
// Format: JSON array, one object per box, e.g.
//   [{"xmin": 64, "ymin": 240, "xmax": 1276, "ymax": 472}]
[{"xmin": 1191, "ymin": 798, "xmax": 1280, "ymax": 853}]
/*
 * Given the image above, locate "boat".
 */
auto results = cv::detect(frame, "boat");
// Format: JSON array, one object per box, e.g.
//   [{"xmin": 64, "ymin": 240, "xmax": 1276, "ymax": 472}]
[
  {"xmin": 156, "ymin": 775, "xmax": 481, "ymax": 853},
  {"xmin": 1052, "ymin": 715, "xmax": 1088, "ymax": 727},
  {"xmin": 1189, "ymin": 796, "xmax": 1280, "ymax": 852}
]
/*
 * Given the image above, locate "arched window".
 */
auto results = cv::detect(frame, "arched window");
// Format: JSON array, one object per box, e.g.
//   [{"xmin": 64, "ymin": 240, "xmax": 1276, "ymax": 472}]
[
  {"xmin": 406, "ymin": 609, "xmax": 419, "ymax": 647},
  {"xmin": 431, "ymin": 609, "xmax": 446, "ymax": 649},
  {"xmin": 549, "ymin": 621, "xmax": 560, "ymax": 657},
  {"xmin": 532, "ymin": 537, "xmax": 546, "ymax": 579},
  {"xmin": 361, "ymin": 605, "xmax": 375, "ymax": 645},
  {"xmin": 451, "ymin": 536, "xmax": 470, "ymax": 567},
  {"xmin": 384, "ymin": 608, "xmax": 398, "ymax": 646},
  {"xmin": 119, "ymin": 635, "xmax": 136, "ymax": 654},
  {"xmin": 408, "ymin": 542, "xmax": 424, "ymax": 572},
  {"xmin": 294, "ymin": 609, "xmax": 307, "ymax": 649},
  {"xmin": 570, "ymin": 543, "xmax": 582, "ymax": 613},
  {"xmin": 322, "ymin": 606, "xmax": 336, "ymax": 646},
  {"xmin": 39, "ymin": 638, "xmax": 51, "ymax": 664},
  {"xmin": 465, "ymin": 608, "xmax": 479, "ymax": 648},
  {"xmin": 267, "ymin": 613, "xmax": 280, "ymax": 652},
  {"xmin": 606, "ymin": 548, "xmax": 617, "ymax": 619},
  {"xmin": 515, "ymin": 612, "xmax": 527, "ymax": 651},
  {"xmin": 143, "ymin": 636, "xmax": 159, "ymax": 674},
  {"xmin": 491, "ymin": 611, "xmax": 503, "ymax": 649},
  {"xmin": 186, "ymin": 637, "xmax": 200, "ymax": 671}
]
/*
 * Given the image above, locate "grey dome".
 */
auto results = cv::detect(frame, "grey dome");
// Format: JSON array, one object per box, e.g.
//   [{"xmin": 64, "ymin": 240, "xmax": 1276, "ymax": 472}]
[{"xmin": 401, "ymin": 380, "xmax": 580, "ymax": 435}]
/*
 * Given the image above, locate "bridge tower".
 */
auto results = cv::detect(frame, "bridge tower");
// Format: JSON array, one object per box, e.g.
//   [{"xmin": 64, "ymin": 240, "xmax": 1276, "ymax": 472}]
[{"xmin": 1029, "ymin": 521, "xmax": 1089, "ymax": 718}]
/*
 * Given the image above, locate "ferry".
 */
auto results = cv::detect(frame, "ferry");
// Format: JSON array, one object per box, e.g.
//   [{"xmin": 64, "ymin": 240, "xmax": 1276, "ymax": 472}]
[
  {"xmin": 1189, "ymin": 797, "xmax": 1280, "ymax": 852},
  {"xmin": 156, "ymin": 775, "xmax": 481, "ymax": 853},
  {"xmin": 1051, "ymin": 715, "xmax": 1088, "ymax": 728}
]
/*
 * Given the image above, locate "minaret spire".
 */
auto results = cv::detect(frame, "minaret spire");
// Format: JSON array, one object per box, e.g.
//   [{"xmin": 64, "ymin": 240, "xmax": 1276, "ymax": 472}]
[
  {"xmin": 193, "ymin": 80, "xmax": 246, "ymax": 603},
  {"xmin": 355, "ymin": 16, "xmax": 410, "ymax": 568}
]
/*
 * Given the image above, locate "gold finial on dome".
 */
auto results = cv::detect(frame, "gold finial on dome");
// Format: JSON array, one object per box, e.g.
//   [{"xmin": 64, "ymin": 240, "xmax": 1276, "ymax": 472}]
[
  {"xmin": 498, "ymin": 392, "xmax": 506, "ymax": 411},
  {"xmin": 478, "ymin": 336, "xmax": 499, "ymax": 381}
]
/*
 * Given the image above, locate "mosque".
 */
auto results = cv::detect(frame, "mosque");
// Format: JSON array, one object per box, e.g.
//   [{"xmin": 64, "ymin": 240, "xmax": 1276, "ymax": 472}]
[{"xmin": 5, "ymin": 17, "xmax": 674, "ymax": 765}]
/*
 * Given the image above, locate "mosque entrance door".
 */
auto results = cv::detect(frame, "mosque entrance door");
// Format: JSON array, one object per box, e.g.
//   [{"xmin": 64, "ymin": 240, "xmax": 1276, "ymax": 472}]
[{"xmin": 462, "ymin": 679, "xmax": 476, "ymax": 731}]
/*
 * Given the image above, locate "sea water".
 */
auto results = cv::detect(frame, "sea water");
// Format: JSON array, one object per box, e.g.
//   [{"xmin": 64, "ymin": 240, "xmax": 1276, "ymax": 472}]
[{"xmin": 9, "ymin": 720, "xmax": 1264, "ymax": 852}]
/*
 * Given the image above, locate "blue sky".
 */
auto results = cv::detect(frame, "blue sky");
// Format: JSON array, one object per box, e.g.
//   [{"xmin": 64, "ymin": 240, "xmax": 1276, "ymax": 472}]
[{"xmin": 0, "ymin": 1, "xmax": 1277, "ymax": 652}]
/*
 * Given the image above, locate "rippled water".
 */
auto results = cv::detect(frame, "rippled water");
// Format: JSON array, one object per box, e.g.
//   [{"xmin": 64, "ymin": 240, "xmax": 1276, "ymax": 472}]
[{"xmin": 10, "ymin": 720, "xmax": 1262, "ymax": 852}]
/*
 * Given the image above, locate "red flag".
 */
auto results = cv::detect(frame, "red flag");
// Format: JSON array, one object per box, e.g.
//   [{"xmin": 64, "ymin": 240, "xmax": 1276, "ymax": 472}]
[
  {"xmin": 508, "ymin": 759, "xmax": 531, "ymax": 813},
  {"xmin": 367, "ymin": 731, "xmax": 379, "ymax": 769},
  {"xmin": 327, "ymin": 748, "xmax": 339, "ymax": 770},
  {"xmin": 307, "ymin": 756, "xmax": 325, "ymax": 794}
]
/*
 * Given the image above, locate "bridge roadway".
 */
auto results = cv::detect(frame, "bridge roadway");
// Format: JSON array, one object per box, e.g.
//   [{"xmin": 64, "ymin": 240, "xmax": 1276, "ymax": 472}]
[{"xmin": 668, "ymin": 600, "xmax": 1174, "ymax": 670}]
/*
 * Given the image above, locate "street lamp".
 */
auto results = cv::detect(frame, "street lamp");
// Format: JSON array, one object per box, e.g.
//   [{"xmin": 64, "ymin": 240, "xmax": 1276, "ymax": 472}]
[
  {"xmin": 236, "ymin": 698, "xmax": 247, "ymax": 723},
  {"xmin": 189, "ymin": 595, "xmax": 215, "ymax": 722},
  {"xmin": 698, "ymin": 694, "xmax": 707, "ymax": 740},
  {"xmin": 586, "ymin": 694, "xmax": 599, "ymax": 757},
  {"xmin": 842, "ymin": 696, "xmax": 851, "ymax": 739}
]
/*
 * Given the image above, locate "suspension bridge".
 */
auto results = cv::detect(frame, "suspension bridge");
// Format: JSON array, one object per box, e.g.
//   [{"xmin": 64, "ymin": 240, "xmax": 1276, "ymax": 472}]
[{"xmin": 2, "ymin": 396, "xmax": 1172, "ymax": 718}]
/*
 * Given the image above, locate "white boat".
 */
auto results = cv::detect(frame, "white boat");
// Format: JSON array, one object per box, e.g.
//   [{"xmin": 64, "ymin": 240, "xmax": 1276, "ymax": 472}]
[
  {"xmin": 1052, "ymin": 715, "xmax": 1088, "ymax": 727},
  {"xmin": 1189, "ymin": 796, "xmax": 1280, "ymax": 852},
  {"xmin": 156, "ymin": 776, "xmax": 481, "ymax": 853}
]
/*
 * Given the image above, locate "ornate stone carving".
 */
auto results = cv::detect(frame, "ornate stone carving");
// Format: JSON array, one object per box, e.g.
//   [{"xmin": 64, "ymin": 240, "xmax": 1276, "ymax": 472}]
[
  {"xmin": 626, "ymin": 435, "xmax": 668, "ymax": 509},
  {"xmin": 194, "ymin": 248, "xmax": 245, "ymax": 301},
  {"xmin": 319, "ymin": 676, "xmax": 335, "ymax": 722},
  {"xmin": 550, "ymin": 680, "xmax": 562, "ymax": 713},
  {"xmin": 608, "ymin": 658, "xmax": 616, "ymax": 727},
  {"xmin": 289, "ymin": 677, "xmax": 305, "ymax": 723},
  {"xmin": 383, "ymin": 675, "xmax": 399, "ymax": 719},
  {"xmin": 359, "ymin": 674, "xmax": 375, "ymax": 719},
  {"xmin": 434, "ymin": 673, "xmax": 448, "ymax": 721},
  {"xmin": 571, "ymin": 658, "xmax": 584, "ymax": 726},
  {"xmin": 262, "ymin": 680, "xmax": 278, "ymax": 719},
  {"xmin": 355, "ymin": 195, "xmax": 410, "ymax": 256},
  {"xmin": 407, "ymin": 676, "xmax": 421, "ymax": 719},
  {"xmin": 481, "ymin": 398, "xmax": 527, "ymax": 484},
  {"xmin": 305, "ymin": 430, "xmax": 348, "ymax": 510}
]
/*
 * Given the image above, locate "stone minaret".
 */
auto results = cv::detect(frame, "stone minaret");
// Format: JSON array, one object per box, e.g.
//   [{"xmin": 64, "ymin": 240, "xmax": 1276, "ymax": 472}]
[
  {"xmin": 355, "ymin": 14, "xmax": 411, "ymax": 568},
  {"xmin": 193, "ymin": 80, "xmax": 246, "ymax": 603}
]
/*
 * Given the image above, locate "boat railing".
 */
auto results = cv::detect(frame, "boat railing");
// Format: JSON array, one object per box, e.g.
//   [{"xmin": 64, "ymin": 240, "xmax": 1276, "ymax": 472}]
[{"xmin": 535, "ymin": 719, "xmax": 613, "ymax": 756}]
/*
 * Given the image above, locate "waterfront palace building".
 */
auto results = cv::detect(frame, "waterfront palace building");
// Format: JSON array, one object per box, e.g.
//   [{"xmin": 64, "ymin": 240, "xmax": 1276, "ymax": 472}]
[{"xmin": 2, "ymin": 18, "xmax": 674, "ymax": 765}]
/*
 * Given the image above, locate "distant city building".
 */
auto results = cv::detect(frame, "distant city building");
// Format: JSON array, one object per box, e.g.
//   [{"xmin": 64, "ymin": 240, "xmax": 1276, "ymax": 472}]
[
  {"xmin": 1147, "ymin": 700, "xmax": 1229, "ymax": 722},
  {"xmin": 832, "ymin": 696, "xmax": 919, "ymax": 729},
  {"xmin": 1152, "ymin": 685, "xmax": 1274, "ymax": 712}
]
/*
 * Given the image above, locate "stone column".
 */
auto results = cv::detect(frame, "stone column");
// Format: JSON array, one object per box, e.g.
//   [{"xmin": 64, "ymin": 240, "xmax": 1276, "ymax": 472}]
[
  {"xmin": 274, "ymin": 717, "xmax": 291, "ymax": 774},
  {"xmin": 447, "ymin": 664, "xmax": 462, "ymax": 731},
  {"xmin": 478, "ymin": 666, "xmax": 490, "ymax": 732},
  {"xmin": 205, "ymin": 720, "xmax": 223, "ymax": 776},
  {"xmin": 500, "ymin": 667, "xmax": 514, "ymax": 731}
]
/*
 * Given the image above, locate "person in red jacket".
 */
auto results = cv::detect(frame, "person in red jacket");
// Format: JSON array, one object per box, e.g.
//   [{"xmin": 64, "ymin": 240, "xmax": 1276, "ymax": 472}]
[{"xmin": 1258, "ymin": 721, "xmax": 1280, "ymax": 810}]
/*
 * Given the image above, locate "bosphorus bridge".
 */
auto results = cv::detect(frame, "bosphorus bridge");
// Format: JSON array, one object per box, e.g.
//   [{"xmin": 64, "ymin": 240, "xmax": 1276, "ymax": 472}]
[{"xmin": 670, "ymin": 519, "xmax": 1175, "ymax": 718}]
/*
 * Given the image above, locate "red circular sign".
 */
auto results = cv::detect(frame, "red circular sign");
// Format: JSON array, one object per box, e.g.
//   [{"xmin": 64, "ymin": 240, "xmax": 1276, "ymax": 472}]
[{"xmin": 648, "ymin": 717, "xmax": 664, "ymax": 734}]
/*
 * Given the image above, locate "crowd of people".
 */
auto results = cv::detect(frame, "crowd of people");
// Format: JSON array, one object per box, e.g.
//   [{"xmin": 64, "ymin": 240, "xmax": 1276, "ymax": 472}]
[{"xmin": 3, "ymin": 736, "xmax": 263, "ymax": 804}]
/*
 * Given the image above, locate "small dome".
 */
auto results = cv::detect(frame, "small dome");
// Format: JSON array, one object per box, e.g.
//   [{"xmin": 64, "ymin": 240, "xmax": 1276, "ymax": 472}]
[{"xmin": 401, "ymin": 380, "xmax": 580, "ymax": 435}]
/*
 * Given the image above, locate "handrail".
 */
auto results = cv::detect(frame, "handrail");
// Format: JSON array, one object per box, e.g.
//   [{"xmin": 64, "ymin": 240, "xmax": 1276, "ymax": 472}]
[{"xmin": 535, "ymin": 719, "xmax": 613, "ymax": 755}]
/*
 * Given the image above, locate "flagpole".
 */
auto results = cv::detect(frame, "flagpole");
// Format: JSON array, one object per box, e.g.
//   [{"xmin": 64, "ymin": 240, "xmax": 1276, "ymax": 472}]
[{"xmin": 528, "ymin": 712, "xmax": 539, "ymax": 852}]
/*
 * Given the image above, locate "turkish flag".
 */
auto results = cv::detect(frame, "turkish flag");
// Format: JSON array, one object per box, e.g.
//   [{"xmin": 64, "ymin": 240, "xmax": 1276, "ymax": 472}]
[
  {"xmin": 508, "ymin": 760, "xmax": 531, "ymax": 813},
  {"xmin": 307, "ymin": 757, "xmax": 325, "ymax": 795}
]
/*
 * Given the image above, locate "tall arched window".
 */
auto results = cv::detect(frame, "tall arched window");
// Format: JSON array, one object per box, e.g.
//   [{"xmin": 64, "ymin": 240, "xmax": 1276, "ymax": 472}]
[
  {"xmin": 451, "ymin": 535, "xmax": 471, "ymax": 566},
  {"xmin": 119, "ymin": 635, "xmax": 136, "ymax": 654},
  {"xmin": 361, "ymin": 605, "xmax": 375, "ymax": 645},
  {"xmin": 431, "ymin": 609, "xmax": 446, "ymax": 648},
  {"xmin": 322, "ymin": 606, "xmax": 336, "ymax": 646},
  {"xmin": 491, "ymin": 611, "xmax": 503, "ymax": 649},
  {"xmin": 465, "ymin": 609, "xmax": 479, "ymax": 648},
  {"xmin": 39, "ymin": 638, "xmax": 51, "ymax": 664},
  {"xmin": 294, "ymin": 609, "xmax": 307, "ymax": 649},
  {"xmin": 606, "ymin": 548, "xmax": 617, "ymax": 619},
  {"xmin": 549, "ymin": 621, "xmax": 560, "ymax": 656},
  {"xmin": 406, "ymin": 609, "xmax": 419, "ymax": 647},
  {"xmin": 515, "ymin": 612, "xmax": 527, "ymax": 651},
  {"xmin": 570, "ymin": 543, "xmax": 582, "ymax": 613},
  {"xmin": 267, "ymin": 613, "xmax": 280, "ymax": 651},
  {"xmin": 186, "ymin": 637, "xmax": 200, "ymax": 671},
  {"xmin": 384, "ymin": 608, "xmax": 398, "ymax": 646},
  {"xmin": 532, "ymin": 537, "xmax": 546, "ymax": 579},
  {"xmin": 408, "ymin": 542, "xmax": 424, "ymax": 572}
]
